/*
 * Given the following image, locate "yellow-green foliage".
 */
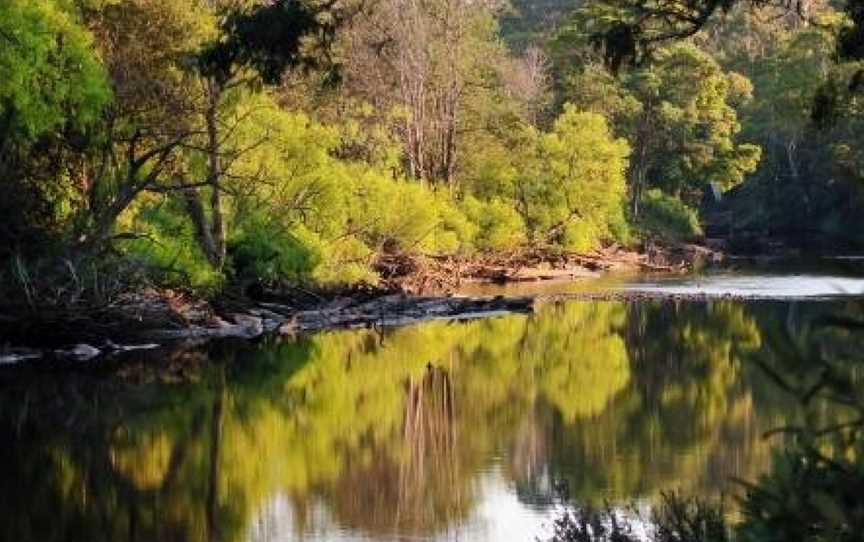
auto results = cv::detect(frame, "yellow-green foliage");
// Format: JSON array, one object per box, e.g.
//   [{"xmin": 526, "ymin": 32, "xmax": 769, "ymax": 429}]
[
  {"xmin": 116, "ymin": 92, "xmax": 635, "ymax": 289},
  {"xmin": 122, "ymin": 196, "xmax": 224, "ymax": 290},
  {"xmin": 461, "ymin": 106, "xmax": 631, "ymax": 252},
  {"xmin": 0, "ymin": 0, "xmax": 110, "ymax": 141},
  {"xmin": 217, "ymin": 93, "xmax": 473, "ymax": 285},
  {"xmin": 349, "ymin": 170, "xmax": 472, "ymax": 254},
  {"xmin": 638, "ymin": 189, "xmax": 703, "ymax": 242},
  {"xmin": 461, "ymin": 196, "xmax": 526, "ymax": 250},
  {"xmin": 536, "ymin": 106, "xmax": 630, "ymax": 249}
]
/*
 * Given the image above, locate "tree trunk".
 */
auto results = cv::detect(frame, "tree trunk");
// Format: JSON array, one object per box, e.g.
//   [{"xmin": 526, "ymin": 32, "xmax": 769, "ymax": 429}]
[
  {"xmin": 184, "ymin": 188, "xmax": 220, "ymax": 263},
  {"xmin": 184, "ymin": 79, "xmax": 228, "ymax": 269},
  {"xmin": 206, "ymin": 80, "xmax": 227, "ymax": 269}
]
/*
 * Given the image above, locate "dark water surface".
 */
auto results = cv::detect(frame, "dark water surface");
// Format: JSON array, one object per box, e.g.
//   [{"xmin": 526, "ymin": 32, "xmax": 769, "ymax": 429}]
[{"xmin": 3, "ymin": 275, "xmax": 864, "ymax": 542}]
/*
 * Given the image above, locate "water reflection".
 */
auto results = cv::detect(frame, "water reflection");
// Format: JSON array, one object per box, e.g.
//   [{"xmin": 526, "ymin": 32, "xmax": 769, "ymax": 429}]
[{"xmin": 0, "ymin": 299, "xmax": 859, "ymax": 542}]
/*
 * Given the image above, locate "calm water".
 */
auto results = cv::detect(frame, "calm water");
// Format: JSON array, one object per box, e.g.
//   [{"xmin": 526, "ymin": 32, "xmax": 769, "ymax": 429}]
[{"xmin": 3, "ymin": 274, "xmax": 864, "ymax": 542}]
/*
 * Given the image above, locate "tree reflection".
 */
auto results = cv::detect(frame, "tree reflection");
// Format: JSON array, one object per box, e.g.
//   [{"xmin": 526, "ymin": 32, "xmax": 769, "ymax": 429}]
[
  {"xmin": 546, "ymin": 301, "xmax": 770, "ymax": 503},
  {"xmin": 3, "ymin": 299, "xmax": 859, "ymax": 541}
]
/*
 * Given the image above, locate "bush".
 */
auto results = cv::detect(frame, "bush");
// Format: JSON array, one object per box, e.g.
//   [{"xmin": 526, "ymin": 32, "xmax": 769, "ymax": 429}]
[
  {"xmin": 0, "ymin": 253, "xmax": 146, "ymax": 309},
  {"xmin": 122, "ymin": 198, "xmax": 223, "ymax": 292},
  {"xmin": 637, "ymin": 189, "xmax": 703, "ymax": 243},
  {"xmin": 545, "ymin": 492, "xmax": 730, "ymax": 542},
  {"xmin": 229, "ymin": 219, "xmax": 321, "ymax": 285},
  {"xmin": 461, "ymin": 196, "xmax": 525, "ymax": 251},
  {"xmin": 351, "ymin": 171, "xmax": 473, "ymax": 254}
]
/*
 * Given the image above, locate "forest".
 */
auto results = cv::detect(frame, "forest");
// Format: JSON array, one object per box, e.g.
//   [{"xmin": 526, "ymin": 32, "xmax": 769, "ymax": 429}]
[
  {"xmin": 4, "ymin": 2, "xmax": 864, "ymax": 541},
  {"xmin": 2, "ymin": 0, "xmax": 863, "ymax": 307}
]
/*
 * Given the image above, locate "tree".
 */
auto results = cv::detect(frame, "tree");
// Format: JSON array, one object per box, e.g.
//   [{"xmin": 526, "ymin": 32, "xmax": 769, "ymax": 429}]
[
  {"xmin": 0, "ymin": 0, "xmax": 110, "ymax": 255},
  {"xmin": 341, "ymin": 0, "xmax": 523, "ymax": 189},
  {"xmin": 75, "ymin": 0, "xmax": 347, "ymax": 269},
  {"xmin": 584, "ymin": 0, "xmax": 864, "ymax": 79},
  {"xmin": 521, "ymin": 106, "xmax": 631, "ymax": 248},
  {"xmin": 558, "ymin": 34, "xmax": 760, "ymax": 214}
]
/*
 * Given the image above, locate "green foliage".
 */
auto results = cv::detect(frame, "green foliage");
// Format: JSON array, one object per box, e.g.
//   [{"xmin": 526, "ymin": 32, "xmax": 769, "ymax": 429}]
[
  {"xmin": 198, "ymin": 0, "xmax": 341, "ymax": 85},
  {"xmin": 459, "ymin": 106, "xmax": 630, "ymax": 252},
  {"xmin": 6, "ymin": 0, "xmax": 861, "ymax": 294},
  {"xmin": 565, "ymin": 39, "xmax": 760, "ymax": 198},
  {"xmin": 737, "ymin": 448, "xmax": 864, "ymax": 542},
  {"xmin": 637, "ymin": 189, "xmax": 703, "ymax": 242},
  {"xmin": 123, "ymin": 197, "xmax": 224, "ymax": 291},
  {"xmin": 461, "ymin": 196, "xmax": 526, "ymax": 250},
  {"xmin": 351, "ymin": 173, "xmax": 470, "ymax": 254},
  {"xmin": 547, "ymin": 493, "xmax": 730, "ymax": 542},
  {"xmin": 220, "ymin": 94, "xmax": 473, "ymax": 285},
  {"xmin": 0, "ymin": 0, "xmax": 111, "ymax": 257},
  {"xmin": 695, "ymin": 8, "xmax": 864, "ymax": 251},
  {"xmin": 732, "ymin": 305, "xmax": 864, "ymax": 542},
  {"xmin": 229, "ymin": 217, "xmax": 321, "ymax": 284},
  {"xmin": 0, "ymin": 0, "xmax": 110, "ymax": 142},
  {"xmin": 531, "ymin": 106, "xmax": 630, "ymax": 249}
]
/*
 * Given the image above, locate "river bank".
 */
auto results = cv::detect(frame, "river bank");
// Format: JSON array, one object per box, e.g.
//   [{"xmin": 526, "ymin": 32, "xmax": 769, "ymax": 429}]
[{"xmin": 0, "ymin": 243, "xmax": 719, "ymax": 365}]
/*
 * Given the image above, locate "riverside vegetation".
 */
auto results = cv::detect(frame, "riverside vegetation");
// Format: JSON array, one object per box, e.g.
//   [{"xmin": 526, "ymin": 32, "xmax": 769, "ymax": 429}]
[
  {"xmin": 4, "ymin": 2, "xmax": 864, "ymax": 540},
  {"xmin": 3, "ymin": 0, "xmax": 864, "ymax": 329}
]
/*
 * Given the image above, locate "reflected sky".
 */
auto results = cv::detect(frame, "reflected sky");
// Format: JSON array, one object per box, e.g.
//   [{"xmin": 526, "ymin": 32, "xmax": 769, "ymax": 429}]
[{"xmin": 248, "ymin": 468, "xmax": 559, "ymax": 542}]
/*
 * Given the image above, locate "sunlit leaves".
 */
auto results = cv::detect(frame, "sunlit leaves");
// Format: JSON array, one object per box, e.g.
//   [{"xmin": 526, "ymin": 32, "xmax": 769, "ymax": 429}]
[{"xmin": 0, "ymin": 0, "xmax": 110, "ymax": 141}]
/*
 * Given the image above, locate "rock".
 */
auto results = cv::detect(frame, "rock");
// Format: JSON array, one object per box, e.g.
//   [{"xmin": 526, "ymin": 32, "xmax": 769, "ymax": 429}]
[
  {"xmin": 103, "ymin": 340, "xmax": 161, "ymax": 353},
  {"xmin": 258, "ymin": 302, "xmax": 297, "ymax": 316},
  {"xmin": 230, "ymin": 314, "xmax": 264, "ymax": 338},
  {"xmin": 55, "ymin": 344, "xmax": 101, "ymax": 361},
  {"xmin": 324, "ymin": 297, "xmax": 356, "ymax": 311},
  {"xmin": 248, "ymin": 307, "xmax": 287, "ymax": 321},
  {"xmin": 0, "ymin": 349, "xmax": 43, "ymax": 366},
  {"xmin": 262, "ymin": 319, "xmax": 283, "ymax": 332}
]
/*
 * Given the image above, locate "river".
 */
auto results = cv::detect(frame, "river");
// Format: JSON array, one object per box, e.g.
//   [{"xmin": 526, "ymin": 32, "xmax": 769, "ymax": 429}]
[{"xmin": 2, "ymin": 271, "xmax": 863, "ymax": 541}]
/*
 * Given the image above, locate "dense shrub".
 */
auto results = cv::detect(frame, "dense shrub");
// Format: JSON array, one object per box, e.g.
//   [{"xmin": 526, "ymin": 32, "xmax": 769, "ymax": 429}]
[
  {"xmin": 122, "ymin": 198, "xmax": 224, "ymax": 291},
  {"xmin": 637, "ymin": 189, "xmax": 703, "ymax": 243},
  {"xmin": 229, "ymin": 218, "xmax": 322, "ymax": 285},
  {"xmin": 461, "ymin": 196, "xmax": 526, "ymax": 251}
]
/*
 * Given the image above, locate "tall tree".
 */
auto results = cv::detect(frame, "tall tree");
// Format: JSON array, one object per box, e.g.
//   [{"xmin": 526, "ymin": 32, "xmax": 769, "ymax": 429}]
[
  {"xmin": 76, "ymin": 0, "xmax": 347, "ymax": 268},
  {"xmin": 555, "ymin": 24, "xmax": 761, "ymax": 214},
  {"xmin": 342, "ymin": 0, "xmax": 517, "ymax": 189}
]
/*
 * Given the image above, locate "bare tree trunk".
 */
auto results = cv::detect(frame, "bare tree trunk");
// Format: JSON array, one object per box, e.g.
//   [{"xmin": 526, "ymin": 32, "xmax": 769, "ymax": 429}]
[
  {"xmin": 184, "ymin": 188, "xmax": 220, "ymax": 262},
  {"xmin": 206, "ymin": 80, "xmax": 227, "ymax": 268},
  {"xmin": 184, "ymin": 79, "xmax": 227, "ymax": 269},
  {"xmin": 630, "ymin": 149, "xmax": 648, "ymax": 217},
  {"xmin": 629, "ymin": 111, "xmax": 653, "ymax": 218}
]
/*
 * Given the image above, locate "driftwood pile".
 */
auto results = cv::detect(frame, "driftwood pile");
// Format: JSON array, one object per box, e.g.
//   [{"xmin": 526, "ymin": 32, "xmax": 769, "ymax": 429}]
[{"xmin": 374, "ymin": 244, "xmax": 697, "ymax": 295}]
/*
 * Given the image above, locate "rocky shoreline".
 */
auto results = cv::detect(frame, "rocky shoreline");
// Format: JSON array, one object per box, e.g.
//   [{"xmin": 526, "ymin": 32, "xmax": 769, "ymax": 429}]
[
  {"xmin": 0, "ymin": 243, "xmax": 724, "ymax": 367},
  {"xmin": 1, "ymin": 287, "xmax": 809, "ymax": 367}
]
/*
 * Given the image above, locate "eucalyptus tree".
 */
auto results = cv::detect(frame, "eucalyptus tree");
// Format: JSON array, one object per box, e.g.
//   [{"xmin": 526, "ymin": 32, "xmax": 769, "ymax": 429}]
[{"xmin": 342, "ymin": 0, "xmax": 527, "ymax": 189}]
